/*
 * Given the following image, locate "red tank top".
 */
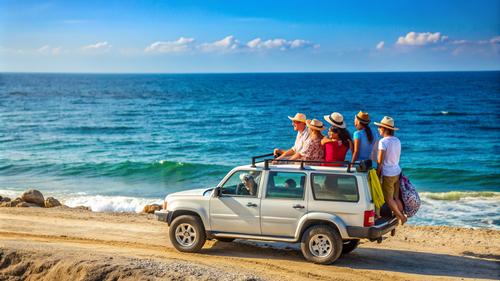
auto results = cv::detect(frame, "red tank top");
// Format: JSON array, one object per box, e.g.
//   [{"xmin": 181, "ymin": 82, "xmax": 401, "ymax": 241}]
[{"xmin": 323, "ymin": 140, "xmax": 348, "ymax": 166}]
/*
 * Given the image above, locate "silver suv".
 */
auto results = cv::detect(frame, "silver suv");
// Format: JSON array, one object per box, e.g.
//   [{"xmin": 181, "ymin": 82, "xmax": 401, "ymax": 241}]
[{"xmin": 156, "ymin": 154, "xmax": 398, "ymax": 264}]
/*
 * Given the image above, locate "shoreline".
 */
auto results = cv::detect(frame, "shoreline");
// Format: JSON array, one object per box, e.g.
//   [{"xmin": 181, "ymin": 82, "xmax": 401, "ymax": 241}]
[
  {"xmin": 1, "ymin": 207, "xmax": 498, "ymax": 280},
  {"xmin": 2, "ymin": 188, "xmax": 499, "ymax": 230}
]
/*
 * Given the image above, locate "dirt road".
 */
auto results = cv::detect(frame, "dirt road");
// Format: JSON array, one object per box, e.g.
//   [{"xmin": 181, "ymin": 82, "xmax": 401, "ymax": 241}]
[{"xmin": 0, "ymin": 208, "xmax": 498, "ymax": 280}]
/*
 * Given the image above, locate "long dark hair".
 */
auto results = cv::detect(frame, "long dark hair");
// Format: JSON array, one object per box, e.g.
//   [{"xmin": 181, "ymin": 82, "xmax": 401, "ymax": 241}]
[
  {"xmin": 360, "ymin": 123, "xmax": 374, "ymax": 143},
  {"xmin": 330, "ymin": 127, "xmax": 352, "ymax": 146}
]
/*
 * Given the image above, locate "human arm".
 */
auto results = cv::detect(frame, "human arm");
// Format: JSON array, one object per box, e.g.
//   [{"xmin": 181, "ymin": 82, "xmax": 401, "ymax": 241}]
[
  {"xmin": 351, "ymin": 138, "xmax": 359, "ymax": 163},
  {"xmin": 377, "ymin": 145, "xmax": 385, "ymax": 177},
  {"xmin": 321, "ymin": 136, "xmax": 333, "ymax": 146},
  {"xmin": 288, "ymin": 152, "xmax": 302, "ymax": 160},
  {"xmin": 275, "ymin": 148, "xmax": 295, "ymax": 160}
]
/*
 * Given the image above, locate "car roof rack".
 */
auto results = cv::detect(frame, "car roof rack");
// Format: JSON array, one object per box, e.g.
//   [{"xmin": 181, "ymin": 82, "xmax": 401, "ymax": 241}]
[{"xmin": 251, "ymin": 153, "xmax": 372, "ymax": 173}]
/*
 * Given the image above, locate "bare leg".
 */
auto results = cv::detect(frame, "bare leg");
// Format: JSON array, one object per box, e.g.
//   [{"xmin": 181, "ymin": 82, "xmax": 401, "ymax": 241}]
[
  {"xmin": 395, "ymin": 198, "xmax": 404, "ymax": 213},
  {"xmin": 386, "ymin": 197, "xmax": 407, "ymax": 225}
]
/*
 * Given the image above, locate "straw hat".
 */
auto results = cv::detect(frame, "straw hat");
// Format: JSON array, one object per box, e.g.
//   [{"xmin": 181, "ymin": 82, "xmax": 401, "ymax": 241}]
[
  {"xmin": 324, "ymin": 112, "xmax": 346, "ymax": 128},
  {"xmin": 374, "ymin": 116, "xmax": 399, "ymax": 131},
  {"xmin": 356, "ymin": 111, "xmax": 370, "ymax": 124},
  {"xmin": 306, "ymin": 119, "xmax": 326, "ymax": 131},
  {"xmin": 288, "ymin": 112, "xmax": 307, "ymax": 123}
]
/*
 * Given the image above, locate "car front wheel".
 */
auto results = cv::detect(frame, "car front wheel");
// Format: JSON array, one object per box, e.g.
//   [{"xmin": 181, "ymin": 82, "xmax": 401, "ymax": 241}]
[
  {"xmin": 300, "ymin": 225, "xmax": 343, "ymax": 264},
  {"xmin": 169, "ymin": 215, "xmax": 206, "ymax": 253}
]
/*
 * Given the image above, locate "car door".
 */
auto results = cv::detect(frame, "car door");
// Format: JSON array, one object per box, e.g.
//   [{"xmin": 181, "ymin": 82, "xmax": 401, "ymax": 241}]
[
  {"xmin": 260, "ymin": 171, "xmax": 308, "ymax": 237},
  {"xmin": 209, "ymin": 169, "xmax": 262, "ymax": 235}
]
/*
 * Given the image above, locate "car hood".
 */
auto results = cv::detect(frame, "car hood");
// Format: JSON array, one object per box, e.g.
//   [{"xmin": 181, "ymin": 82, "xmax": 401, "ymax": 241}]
[{"xmin": 167, "ymin": 188, "xmax": 213, "ymax": 198}]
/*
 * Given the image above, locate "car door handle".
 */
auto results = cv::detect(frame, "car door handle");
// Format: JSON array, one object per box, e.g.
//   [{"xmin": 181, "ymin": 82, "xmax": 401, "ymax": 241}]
[
  {"xmin": 246, "ymin": 202, "xmax": 258, "ymax": 207},
  {"xmin": 293, "ymin": 204, "xmax": 305, "ymax": 209}
]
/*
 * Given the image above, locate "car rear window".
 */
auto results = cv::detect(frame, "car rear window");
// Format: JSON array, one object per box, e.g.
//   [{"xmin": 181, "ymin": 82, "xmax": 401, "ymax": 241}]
[{"xmin": 311, "ymin": 173, "xmax": 359, "ymax": 202}]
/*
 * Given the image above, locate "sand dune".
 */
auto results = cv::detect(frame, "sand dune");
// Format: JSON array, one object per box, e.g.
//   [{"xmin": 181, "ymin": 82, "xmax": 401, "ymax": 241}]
[{"xmin": 0, "ymin": 207, "xmax": 498, "ymax": 280}]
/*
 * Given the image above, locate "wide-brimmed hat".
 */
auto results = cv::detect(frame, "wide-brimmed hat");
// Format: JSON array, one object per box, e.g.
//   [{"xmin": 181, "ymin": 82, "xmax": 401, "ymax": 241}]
[
  {"xmin": 356, "ymin": 111, "xmax": 370, "ymax": 124},
  {"xmin": 324, "ymin": 112, "xmax": 346, "ymax": 128},
  {"xmin": 306, "ymin": 119, "xmax": 326, "ymax": 131},
  {"xmin": 288, "ymin": 112, "xmax": 307, "ymax": 123},
  {"xmin": 374, "ymin": 116, "xmax": 399, "ymax": 131}
]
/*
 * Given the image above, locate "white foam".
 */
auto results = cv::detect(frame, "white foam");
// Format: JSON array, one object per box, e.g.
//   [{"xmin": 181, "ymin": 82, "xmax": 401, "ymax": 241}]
[
  {"xmin": 62, "ymin": 195, "xmax": 163, "ymax": 213},
  {"xmin": 0, "ymin": 188, "xmax": 162, "ymax": 213},
  {"xmin": 411, "ymin": 192, "xmax": 500, "ymax": 229}
]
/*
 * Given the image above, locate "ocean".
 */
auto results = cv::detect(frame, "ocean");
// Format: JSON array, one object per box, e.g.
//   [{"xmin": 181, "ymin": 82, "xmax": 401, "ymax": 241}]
[{"xmin": 0, "ymin": 72, "xmax": 499, "ymax": 229}]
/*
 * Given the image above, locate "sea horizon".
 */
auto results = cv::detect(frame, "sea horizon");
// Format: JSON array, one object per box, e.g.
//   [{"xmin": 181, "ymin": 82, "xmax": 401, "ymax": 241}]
[{"xmin": 1, "ymin": 69, "xmax": 500, "ymax": 75}]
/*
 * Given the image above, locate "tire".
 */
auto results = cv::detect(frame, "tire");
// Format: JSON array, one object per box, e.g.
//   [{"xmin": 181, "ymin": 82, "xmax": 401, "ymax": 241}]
[
  {"xmin": 169, "ymin": 215, "xmax": 206, "ymax": 253},
  {"xmin": 300, "ymin": 225, "xmax": 343, "ymax": 264},
  {"xmin": 342, "ymin": 239, "xmax": 360, "ymax": 255},
  {"xmin": 216, "ymin": 238, "xmax": 235, "ymax": 243}
]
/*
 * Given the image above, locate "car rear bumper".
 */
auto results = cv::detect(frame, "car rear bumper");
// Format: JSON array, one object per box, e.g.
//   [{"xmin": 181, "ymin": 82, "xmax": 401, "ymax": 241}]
[{"xmin": 346, "ymin": 217, "xmax": 398, "ymax": 239}]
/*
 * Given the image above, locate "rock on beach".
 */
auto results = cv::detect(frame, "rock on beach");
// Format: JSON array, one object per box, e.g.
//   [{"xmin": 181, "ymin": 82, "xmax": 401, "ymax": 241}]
[
  {"xmin": 143, "ymin": 204, "xmax": 162, "ymax": 214},
  {"xmin": 21, "ymin": 189, "xmax": 45, "ymax": 207},
  {"xmin": 45, "ymin": 197, "xmax": 62, "ymax": 208}
]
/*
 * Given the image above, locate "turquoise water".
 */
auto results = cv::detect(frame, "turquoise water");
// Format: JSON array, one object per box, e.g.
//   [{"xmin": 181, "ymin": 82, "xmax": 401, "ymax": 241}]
[{"xmin": 0, "ymin": 72, "xmax": 498, "ymax": 228}]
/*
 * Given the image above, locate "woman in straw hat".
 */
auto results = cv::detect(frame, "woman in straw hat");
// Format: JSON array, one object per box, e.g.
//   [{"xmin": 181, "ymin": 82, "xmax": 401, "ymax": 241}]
[
  {"xmin": 351, "ymin": 111, "xmax": 376, "ymax": 163},
  {"xmin": 289, "ymin": 119, "xmax": 325, "ymax": 162},
  {"xmin": 375, "ymin": 116, "xmax": 407, "ymax": 224},
  {"xmin": 322, "ymin": 112, "xmax": 353, "ymax": 166}
]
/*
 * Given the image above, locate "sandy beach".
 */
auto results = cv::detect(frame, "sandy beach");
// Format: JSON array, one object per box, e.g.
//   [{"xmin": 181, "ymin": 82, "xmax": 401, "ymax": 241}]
[{"xmin": 0, "ymin": 207, "xmax": 498, "ymax": 281}]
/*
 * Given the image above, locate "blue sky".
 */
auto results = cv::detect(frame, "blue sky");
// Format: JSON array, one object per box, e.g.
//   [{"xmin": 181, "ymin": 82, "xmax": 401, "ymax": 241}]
[{"xmin": 0, "ymin": 0, "xmax": 499, "ymax": 73}]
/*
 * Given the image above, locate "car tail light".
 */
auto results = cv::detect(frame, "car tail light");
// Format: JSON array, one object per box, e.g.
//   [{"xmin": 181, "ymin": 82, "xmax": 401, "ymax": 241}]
[{"xmin": 364, "ymin": 210, "xmax": 375, "ymax": 227}]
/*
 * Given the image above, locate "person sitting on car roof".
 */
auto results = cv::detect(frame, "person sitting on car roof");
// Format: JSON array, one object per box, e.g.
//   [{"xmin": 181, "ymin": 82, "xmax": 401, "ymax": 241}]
[
  {"xmin": 274, "ymin": 113, "xmax": 310, "ymax": 161},
  {"xmin": 322, "ymin": 112, "xmax": 353, "ymax": 166},
  {"xmin": 289, "ymin": 119, "xmax": 325, "ymax": 162}
]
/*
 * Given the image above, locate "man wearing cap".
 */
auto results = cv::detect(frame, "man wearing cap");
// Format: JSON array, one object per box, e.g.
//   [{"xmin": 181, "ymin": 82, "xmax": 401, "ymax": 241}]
[
  {"xmin": 274, "ymin": 113, "xmax": 310, "ymax": 161},
  {"xmin": 375, "ymin": 116, "xmax": 407, "ymax": 224}
]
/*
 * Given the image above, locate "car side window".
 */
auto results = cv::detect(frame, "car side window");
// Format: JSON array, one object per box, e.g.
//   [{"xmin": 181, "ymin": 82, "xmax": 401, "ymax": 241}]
[
  {"xmin": 311, "ymin": 173, "xmax": 359, "ymax": 202},
  {"xmin": 221, "ymin": 170, "xmax": 261, "ymax": 197},
  {"xmin": 266, "ymin": 171, "xmax": 305, "ymax": 199}
]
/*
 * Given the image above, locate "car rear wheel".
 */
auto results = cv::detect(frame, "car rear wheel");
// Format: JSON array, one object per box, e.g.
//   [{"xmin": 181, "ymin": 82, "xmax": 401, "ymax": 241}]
[
  {"xmin": 169, "ymin": 215, "xmax": 206, "ymax": 253},
  {"xmin": 300, "ymin": 225, "xmax": 342, "ymax": 264},
  {"xmin": 342, "ymin": 239, "xmax": 360, "ymax": 254}
]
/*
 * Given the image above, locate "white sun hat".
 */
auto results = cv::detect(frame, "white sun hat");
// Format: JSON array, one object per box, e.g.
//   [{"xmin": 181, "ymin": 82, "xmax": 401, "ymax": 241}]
[
  {"xmin": 306, "ymin": 119, "xmax": 326, "ymax": 131},
  {"xmin": 323, "ymin": 112, "xmax": 346, "ymax": 128},
  {"xmin": 374, "ymin": 116, "xmax": 399, "ymax": 131}
]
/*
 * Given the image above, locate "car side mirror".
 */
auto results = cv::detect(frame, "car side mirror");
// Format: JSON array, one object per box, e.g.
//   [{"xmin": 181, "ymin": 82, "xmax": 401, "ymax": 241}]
[{"xmin": 213, "ymin": 186, "xmax": 221, "ymax": 197}]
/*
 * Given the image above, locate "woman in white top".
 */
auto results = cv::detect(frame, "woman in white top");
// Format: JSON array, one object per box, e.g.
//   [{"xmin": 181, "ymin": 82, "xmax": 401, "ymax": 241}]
[{"xmin": 375, "ymin": 116, "xmax": 407, "ymax": 224}]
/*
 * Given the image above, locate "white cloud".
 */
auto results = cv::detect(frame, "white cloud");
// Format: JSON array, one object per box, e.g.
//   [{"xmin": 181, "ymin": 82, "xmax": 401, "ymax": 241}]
[
  {"xmin": 396, "ymin": 32, "xmax": 448, "ymax": 46},
  {"xmin": 37, "ymin": 45, "xmax": 51, "ymax": 53},
  {"xmin": 376, "ymin": 41, "xmax": 385, "ymax": 50},
  {"xmin": 199, "ymin": 35, "xmax": 240, "ymax": 53},
  {"xmin": 246, "ymin": 38, "xmax": 316, "ymax": 51},
  {"xmin": 145, "ymin": 35, "xmax": 318, "ymax": 54},
  {"xmin": 81, "ymin": 41, "xmax": 112, "ymax": 52},
  {"xmin": 36, "ymin": 45, "xmax": 64, "ymax": 55},
  {"xmin": 145, "ymin": 37, "xmax": 195, "ymax": 53}
]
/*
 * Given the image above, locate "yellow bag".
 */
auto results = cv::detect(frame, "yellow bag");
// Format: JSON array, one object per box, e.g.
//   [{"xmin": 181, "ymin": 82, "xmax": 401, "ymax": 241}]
[{"xmin": 368, "ymin": 169, "xmax": 385, "ymax": 209}]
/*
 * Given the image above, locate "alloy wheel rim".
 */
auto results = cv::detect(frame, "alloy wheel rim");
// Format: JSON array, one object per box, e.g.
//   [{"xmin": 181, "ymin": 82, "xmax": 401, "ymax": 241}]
[
  {"xmin": 175, "ymin": 223, "xmax": 197, "ymax": 247},
  {"xmin": 309, "ymin": 234, "xmax": 333, "ymax": 257}
]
